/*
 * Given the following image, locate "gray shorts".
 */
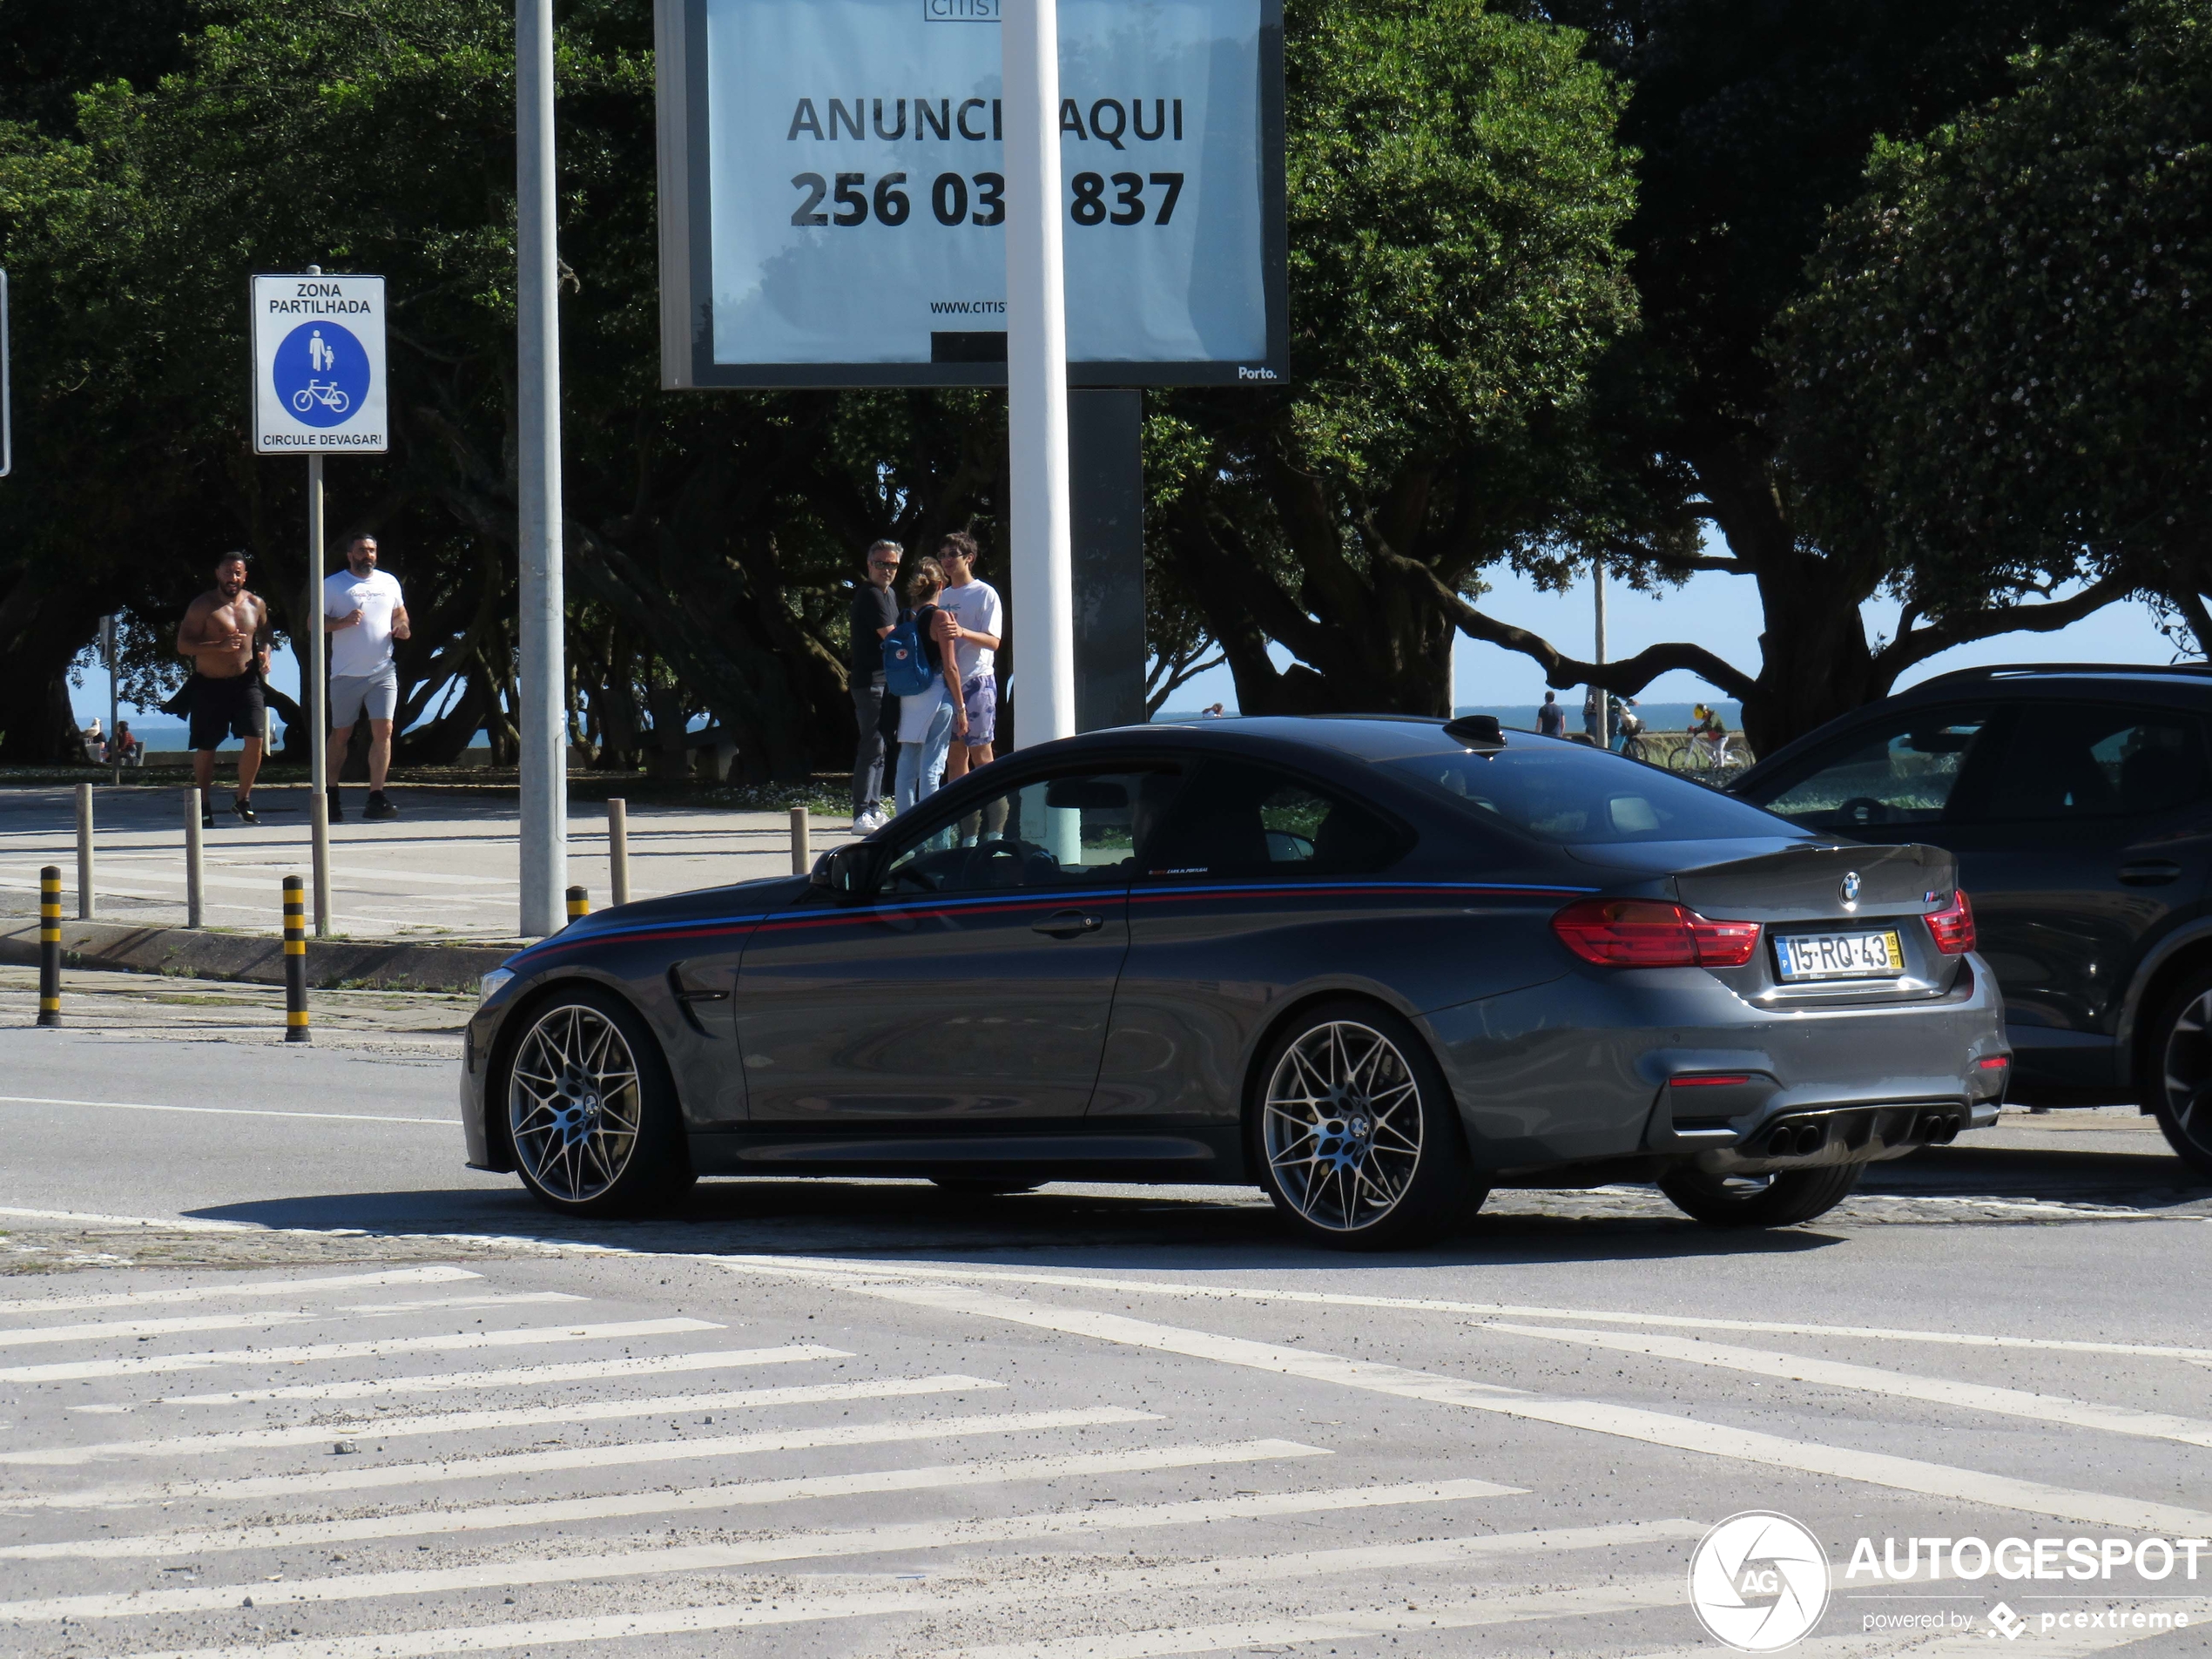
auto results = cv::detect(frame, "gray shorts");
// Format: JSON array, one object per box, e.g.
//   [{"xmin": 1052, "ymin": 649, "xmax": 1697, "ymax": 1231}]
[{"xmin": 328, "ymin": 666, "xmax": 399, "ymax": 728}]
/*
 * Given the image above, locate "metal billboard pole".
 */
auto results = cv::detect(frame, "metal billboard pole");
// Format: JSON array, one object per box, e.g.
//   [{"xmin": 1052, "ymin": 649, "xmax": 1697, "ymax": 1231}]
[
  {"xmin": 516, "ymin": 0, "xmax": 568, "ymax": 936},
  {"xmin": 1003, "ymin": 0, "xmax": 1076, "ymax": 752}
]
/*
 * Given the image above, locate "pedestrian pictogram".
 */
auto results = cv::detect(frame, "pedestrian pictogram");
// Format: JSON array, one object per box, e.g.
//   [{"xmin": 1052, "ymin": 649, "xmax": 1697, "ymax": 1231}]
[{"xmin": 250, "ymin": 273, "xmax": 388, "ymax": 453}]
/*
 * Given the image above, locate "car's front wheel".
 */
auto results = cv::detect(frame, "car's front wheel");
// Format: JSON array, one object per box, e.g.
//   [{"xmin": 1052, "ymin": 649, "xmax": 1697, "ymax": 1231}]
[
  {"xmin": 2147, "ymin": 971, "xmax": 2212, "ymax": 1178},
  {"xmin": 1251, "ymin": 1001, "xmax": 1484, "ymax": 1251},
  {"xmin": 504, "ymin": 986, "xmax": 695, "ymax": 1217},
  {"xmin": 1657, "ymin": 1163, "xmax": 1863, "ymax": 1227}
]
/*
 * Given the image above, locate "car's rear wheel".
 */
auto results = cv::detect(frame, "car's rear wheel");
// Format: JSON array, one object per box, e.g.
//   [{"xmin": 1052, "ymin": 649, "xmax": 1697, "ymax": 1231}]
[
  {"xmin": 2148, "ymin": 971, "xmax": 2212, "ymax": 1178},
  {"xmin": 1657, "ymin": 1163, "xmax": 1863, "ymax": 1227},
  {"xmin": 1251, "ymin": 1001, "xmax": 1484, "ymax": 1251},
  {"xmin": 505, "ymin": 986, "xmax": 694, "ymax": 1217}
]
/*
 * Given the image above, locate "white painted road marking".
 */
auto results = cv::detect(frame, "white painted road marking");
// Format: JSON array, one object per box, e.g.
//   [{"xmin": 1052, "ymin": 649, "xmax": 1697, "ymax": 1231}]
[
  {"xmin": 0, "ymin": 1439, "xmax": 1329, "ymax": 1561},
  {"xmin": 0, "ymin": 1372, "xmax": 1002, "ymax": 1465},
  {"xmin": 0, "ymin": 1264, "xmax": 478, "ymax": 1317},
  {"xmin": 715, "ymin": 1253, "xmax": 2212, "ymax": 1365},
  {"xmin": 0, "ymin": 1291, "xmax": 579, "ymax": 1353},
  {"xmin": 106, "ymin": 1521, "xmax": 1703, "ymax": 1659},
  {"xmin": 1485, "ymin": 1320, "xmax": 2212, "ymax": 1450},
  {"xmin": 156, "ymin": 1343, "xmax": 848, "ymax": 1405},
  {"xmin": 0, "ymin": 1317, "xmax": 722, "ymax": 1383},
  {"xmin": 0, "ymin": 1478, "xmax": 1527, "ymax": 1622},
  {"xmin": 740, "ymin": 1271, "xmax": 2212, "ymax": 1535},
  {"xmin": 0, "ymin": 1406, "xmax": 1159, "ymax": 1510},
  {"xmin": 0, "ymin": 1094, "xmax": 458, "ymax": 1125}
]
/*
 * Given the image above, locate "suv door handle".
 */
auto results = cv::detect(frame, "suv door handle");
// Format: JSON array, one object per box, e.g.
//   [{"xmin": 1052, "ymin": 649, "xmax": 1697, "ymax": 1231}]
[
  {"xmin": 1033, "ymin": 909, "xmax": 1104, "ymax": 938},
  {"xmin": 2119, "ymin": 860, "xmax": 2183, "ymax": 885}
]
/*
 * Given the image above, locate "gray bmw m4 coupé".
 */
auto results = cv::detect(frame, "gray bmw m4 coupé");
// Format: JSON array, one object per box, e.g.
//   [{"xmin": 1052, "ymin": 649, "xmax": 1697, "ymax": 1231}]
[{"xmin": 463, "ymin": 715, "xmax": 2008, "ymax": 1247}]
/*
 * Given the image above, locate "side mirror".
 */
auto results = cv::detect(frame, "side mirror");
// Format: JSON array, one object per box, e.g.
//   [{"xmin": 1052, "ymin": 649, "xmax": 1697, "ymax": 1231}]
[{"xmin": 811, "ymin": 842, "xmax": 875, "ymax": 895}]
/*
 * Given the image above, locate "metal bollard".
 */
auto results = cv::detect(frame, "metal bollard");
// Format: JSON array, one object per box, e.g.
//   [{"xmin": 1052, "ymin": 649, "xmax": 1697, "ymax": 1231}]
[
  {"xmin": 282, "ymin": 875, "xmax": 309, "ymax": 1043},
  {"xmin": 607, "ymin": 798, "xmax": 630, "ymax": 907},
  {"xmin": 37, "ymin": 867, "xmax": 61, "ymax": 1027},
  {"xmin": 567, "ymin": 885, "xmax": 590, "ymax": 922},
  {"xmin": 184, "ymin": 788, "xmax": 205, "ymax": 929},
  {"xmin": 789, "ymin": 805, "xmax": 810, "ymax": 875},
  {"xmin": 75, "ymin": 782, "xmax": 94, "ymax": 921}
]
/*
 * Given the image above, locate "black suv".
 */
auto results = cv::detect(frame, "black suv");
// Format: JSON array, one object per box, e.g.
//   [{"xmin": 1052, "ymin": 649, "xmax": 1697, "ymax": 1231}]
[{"xmin": 1729, "ymin": 664, "xmax": 2212, "ymax": 1176}]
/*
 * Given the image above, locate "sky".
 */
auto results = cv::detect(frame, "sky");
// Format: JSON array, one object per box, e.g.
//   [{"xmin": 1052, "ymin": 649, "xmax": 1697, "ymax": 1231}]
[
  {"xmin": 69, "ymin": 559, "xmax": 2182, "ymax": 733},
  {"xmin": 1162, "ymin": 565, "xmax": 2182, "ymax": 713}
]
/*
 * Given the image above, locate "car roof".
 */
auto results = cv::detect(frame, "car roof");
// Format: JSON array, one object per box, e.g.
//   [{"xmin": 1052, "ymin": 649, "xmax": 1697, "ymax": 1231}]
[
  {"xmin": 1070, "ymin": 714, "xmax": 1519, "ymax": 764},
  {"xmin": 1908, "ymin": 663, "xmax": 2212, "ymax": 704}
]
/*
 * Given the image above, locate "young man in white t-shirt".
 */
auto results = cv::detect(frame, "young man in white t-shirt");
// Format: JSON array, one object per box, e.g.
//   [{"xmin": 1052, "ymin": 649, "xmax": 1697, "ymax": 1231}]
[
  {"xmin": 322, "ymin": 533, "xmax": 410, "ymax": 821},
  {"xmin": 928, "ymin": 530, "xmax": 1003, "ymax": 786}
]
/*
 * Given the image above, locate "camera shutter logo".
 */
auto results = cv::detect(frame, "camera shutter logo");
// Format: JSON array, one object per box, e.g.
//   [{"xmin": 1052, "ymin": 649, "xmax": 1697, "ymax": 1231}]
[{"xmin": 1688, "ymin": 1511, "xmax": 1831, "ymax": 1652}]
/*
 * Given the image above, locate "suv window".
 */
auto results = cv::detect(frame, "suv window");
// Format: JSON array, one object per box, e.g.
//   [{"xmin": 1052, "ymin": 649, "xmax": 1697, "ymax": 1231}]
[
  {"xmin": 1750, "ymin": 705, "xmax": 2001, "ymax": 832},
  {"xmin": 1983, "ymin": 706, "xmax": 2212, "ymax": 820},
  {"xmin": 1143, "ymin": 761, "xmax": 1406, "ymax": 878},
  {"xmin": 880, "ymin": 768, "xmax": 1182, "ymax": 894}
]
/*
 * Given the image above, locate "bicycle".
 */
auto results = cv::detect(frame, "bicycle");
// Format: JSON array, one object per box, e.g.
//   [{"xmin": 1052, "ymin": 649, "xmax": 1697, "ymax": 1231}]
[
  {"xmin": 1617, "ymin": 732, "xmax": 1650, "ymax": 764},
  {"xmin": 1669, "ymin": 732, "xmax": 1745, "ymax": 776},
  {"xmin": 292, "ymin": 380, "xmax": 351, "ymax": 415}
]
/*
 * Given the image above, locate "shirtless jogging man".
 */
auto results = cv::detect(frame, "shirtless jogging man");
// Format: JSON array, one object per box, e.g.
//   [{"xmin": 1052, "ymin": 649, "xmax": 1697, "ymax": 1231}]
[{"xmin": 175, "ymin": 552, "xmax": 271, "ymax": 827}]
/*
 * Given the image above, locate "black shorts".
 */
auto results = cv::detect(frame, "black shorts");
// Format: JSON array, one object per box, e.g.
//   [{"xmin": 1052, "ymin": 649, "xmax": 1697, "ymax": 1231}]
[{"xmin": 186, "ymin": 672, "xmax": 266, "ymax": 750}]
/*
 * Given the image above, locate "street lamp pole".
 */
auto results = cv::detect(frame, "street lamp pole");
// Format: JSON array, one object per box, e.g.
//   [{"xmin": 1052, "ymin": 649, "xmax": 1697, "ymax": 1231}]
[
  {"xmin": 516, "ymin": 0, "xmax": 568, "ymax": 936},
  {"xmin": 1593, "ymin": 556, "xmax": 1608, "ymax": 751},
  {"xmin": 1003, "ymin": 0, "xmax": 1076, "ymax": 752}
]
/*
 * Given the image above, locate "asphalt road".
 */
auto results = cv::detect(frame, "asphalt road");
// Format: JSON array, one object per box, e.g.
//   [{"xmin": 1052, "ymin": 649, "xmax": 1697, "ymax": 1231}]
[{"xmin": 3, "ymin": 1022, "xmax": 2211, "ymax": 1658}]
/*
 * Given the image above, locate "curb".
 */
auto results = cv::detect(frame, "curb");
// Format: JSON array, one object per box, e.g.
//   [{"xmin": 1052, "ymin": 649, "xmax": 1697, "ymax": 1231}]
[{"xmin": 0, "ymin": 919, "xmax": 510, "ymax": 995}]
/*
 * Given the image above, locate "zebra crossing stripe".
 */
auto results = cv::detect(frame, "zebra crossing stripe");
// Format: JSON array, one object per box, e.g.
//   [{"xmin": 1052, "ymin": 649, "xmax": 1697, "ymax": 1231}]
[
  {"xmin": 0, "ymin": 1318, "xmax": 722, "ymax": 1384},
  {"xmin": 0, "ymin": 1292, "xmax": 581, "ymax": 1352},
  {"xmin": 0, "ymin": 1265, "xmax": 478, "ymax": 1317},
  {"xmin": 1, "ymin": 1406, "xmax": 1159, "ymax": 1510},
  {"xmin": 156, "ymin": 1344, "xmax": 848, "ymax": 1406},
  {"xmin": 5, "ymin": 1373, "xmax": 1005, "ymax": 1466},
  {"xmin": 90, "ymin": 1521, "xmax": 1705, "ymax": 1658},
  {"xmin": 0, "ymin": 1439, "xmax": 1329, "ymax": 1561},
  {"xmin": 0, "ymin": 1477, "xmax": 1532, "ymax": 1622}
]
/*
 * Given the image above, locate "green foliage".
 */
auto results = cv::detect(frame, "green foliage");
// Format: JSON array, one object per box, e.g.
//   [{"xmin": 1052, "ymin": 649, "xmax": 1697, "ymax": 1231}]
[
  {"xmin": 1154, "ymin": 0, "xmax": 1671, "ymax": 715},
  {"xmin": 1779, "ymin": 0, "xmax": 2212, "ymax": 636}
]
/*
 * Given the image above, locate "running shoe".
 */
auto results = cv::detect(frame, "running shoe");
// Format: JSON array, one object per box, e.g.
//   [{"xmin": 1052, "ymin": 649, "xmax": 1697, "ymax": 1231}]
[
  {"xmin": 233, "ymin": 796, "xmax": 259, "ymax": 825},
  {"xmin": 363, "ymin": 792, "xmax": 399, "ymax": 821},
  {"xmin": 201, "ymin": 806, "xmax": 215, "ymax": 830},
  {"xmin": 326, "ymin": 786, "xmax": 343, "ymax": 823}
]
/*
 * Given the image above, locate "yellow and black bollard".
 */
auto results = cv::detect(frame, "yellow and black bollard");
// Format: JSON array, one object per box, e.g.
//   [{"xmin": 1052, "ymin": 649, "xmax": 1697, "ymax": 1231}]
[
  {"xmin": 37, "ymin": 867, "xmax": 61, "ymax": 1027},
  {"xmin": 566, "ymin": 886, "xmax": 590, "ymax": 923},
  {"xmin": 282, "ymin": 875, "xmax": 310, "ymax": 1044}
]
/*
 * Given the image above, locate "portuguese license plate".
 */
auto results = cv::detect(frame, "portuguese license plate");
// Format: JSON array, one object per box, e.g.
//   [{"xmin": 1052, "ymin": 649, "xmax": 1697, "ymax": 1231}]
[{"xmin": 1775, "ymin": 928, "xmax": 1905, "ymax": 981}]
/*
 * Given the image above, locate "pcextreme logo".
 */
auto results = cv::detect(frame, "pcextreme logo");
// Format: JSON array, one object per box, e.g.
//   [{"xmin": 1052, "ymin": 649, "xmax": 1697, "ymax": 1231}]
[{"xmin": 1689, "ymin": 1511, "xmax": 1831, "ymax": 1652}]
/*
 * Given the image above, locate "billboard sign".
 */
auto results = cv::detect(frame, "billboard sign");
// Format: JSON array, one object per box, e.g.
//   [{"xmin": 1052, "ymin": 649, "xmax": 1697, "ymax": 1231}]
[
  {"xmin": 654, "ymin": 0, "xmax": 1286, "ymax": 388},
  {"xmin": 250, "ymin": 273, "xmax": 388, "ymax": 455}
]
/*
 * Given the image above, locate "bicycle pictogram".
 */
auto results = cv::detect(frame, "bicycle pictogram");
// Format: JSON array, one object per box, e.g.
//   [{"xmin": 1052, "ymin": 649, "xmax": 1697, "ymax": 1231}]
[{"xmin": 291, "ymin": 380, "xmax": 352, "ymax": 415}]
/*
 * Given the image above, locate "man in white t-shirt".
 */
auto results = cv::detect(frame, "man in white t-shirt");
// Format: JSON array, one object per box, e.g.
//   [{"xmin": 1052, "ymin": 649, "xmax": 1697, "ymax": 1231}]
[
  {"xmin": 323, "ymin": 532, "xmax": 410, "ymax": 821},
  {"xmin": 929, "ymin": 530, "xmax": 1003, "ymax": 787}
]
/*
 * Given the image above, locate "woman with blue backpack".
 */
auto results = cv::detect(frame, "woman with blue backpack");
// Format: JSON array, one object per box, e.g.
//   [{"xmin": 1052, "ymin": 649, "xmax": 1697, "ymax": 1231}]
[{"xmin": 884, "ymin": 556, "xmax": 969, "ymax": 815}]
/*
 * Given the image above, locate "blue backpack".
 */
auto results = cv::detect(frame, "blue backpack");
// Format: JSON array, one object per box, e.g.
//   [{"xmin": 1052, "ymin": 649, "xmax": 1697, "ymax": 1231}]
[{"xmin": 881, "ymin": 610, "xmax": 937, "ymax": 698}]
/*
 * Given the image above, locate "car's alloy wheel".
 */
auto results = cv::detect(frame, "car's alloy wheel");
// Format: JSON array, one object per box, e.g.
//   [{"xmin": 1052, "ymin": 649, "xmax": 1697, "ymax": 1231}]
[
  {"xmin": 1254, "ymin": 1003, "xmax": 1480, "ymax": 1250},
  {"xmin": 1656, "ymin": 1163, "xmax": 1864, "ymax": 1227},
  {"xmin": 2151, "ymin": 975, "xmax": 2212, "ymax": 1178},
  {"xmin": 505, "ymin": 988, "xmax": 692, "ymax": 1216}
]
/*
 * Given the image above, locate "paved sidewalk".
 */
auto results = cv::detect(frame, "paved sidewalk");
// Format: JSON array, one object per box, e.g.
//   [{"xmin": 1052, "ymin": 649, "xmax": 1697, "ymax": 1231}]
[{"xmin": 0, "ymin": 785, "xmax": 846, "ymax": 941}]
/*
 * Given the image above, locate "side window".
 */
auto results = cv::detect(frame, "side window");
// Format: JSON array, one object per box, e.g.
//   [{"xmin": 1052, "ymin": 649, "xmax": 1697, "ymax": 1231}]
[
  {"xmin": 880, "ymin": 769, "xmax": 1182, "ymax": 895},
  {"xmin": 1750, "ymin": 705, "xmax": 2000, "ymax": 831},
  {"xmin": 1144, "ymin": 761, "xmax": 1406, "ymax": 879},
  {"xmin": 1983, "ymin": 706, "xmax": 2211, "ymax": 820}
]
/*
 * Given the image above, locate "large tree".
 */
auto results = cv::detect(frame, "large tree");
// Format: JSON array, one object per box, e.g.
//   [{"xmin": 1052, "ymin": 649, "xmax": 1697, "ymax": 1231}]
[{"xmin": 1777, "ymin": 0, "xmax": 2212, "ymax": 652}]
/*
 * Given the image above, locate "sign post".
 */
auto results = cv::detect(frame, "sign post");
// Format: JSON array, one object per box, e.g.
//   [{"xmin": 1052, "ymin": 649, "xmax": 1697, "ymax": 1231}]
[
  {"xmin": 0, "ymin": 269, "xmax": 11, "ymax": 480},
  {"xmin": 251, "ymin": 269, "xmax": 388, "ymax": 937}
]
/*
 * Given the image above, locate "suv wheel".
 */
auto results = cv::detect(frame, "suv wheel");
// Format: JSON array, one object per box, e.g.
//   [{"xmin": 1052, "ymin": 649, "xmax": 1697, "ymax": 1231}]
[
  {"xmin": 1251, "ymin": 1000, "xmax": 1486, "ymax": 1251},
  {"xmin": 2148, "ymin": 971, "xmax": 2212, "ymax": 1178},
  {"xmin": 504, "ymin": 986, "xmax": 695, "ymax": 1217},
  {"xmin": 1657, "ymin": 1163, "xmax": 1864, "ymax": 1228}
]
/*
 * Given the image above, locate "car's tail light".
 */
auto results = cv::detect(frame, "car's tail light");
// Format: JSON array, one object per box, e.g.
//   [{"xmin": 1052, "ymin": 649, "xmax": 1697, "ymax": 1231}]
[
  {"xmin": 1550, "ymin": 899, "xmax": 1761, "ymax": 968},
  {"xmin": 1926, "ymin": 888, "xmax": 1976, "ymax": 954}
]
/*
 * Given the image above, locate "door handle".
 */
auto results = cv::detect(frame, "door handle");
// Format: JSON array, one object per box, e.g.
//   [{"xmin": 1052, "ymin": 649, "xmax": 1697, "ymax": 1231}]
[
  {"xmin": 1033, "ymin": 909, "xmax": 1104, "ymax": 938},
  {"xmin": 2119, "ymin": 860, "xmax": 2183, "ymax": 886}
]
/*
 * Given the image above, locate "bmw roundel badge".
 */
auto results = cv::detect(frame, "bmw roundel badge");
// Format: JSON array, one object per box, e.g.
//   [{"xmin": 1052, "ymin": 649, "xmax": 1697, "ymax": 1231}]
[{"xmin": 1840, "ymin": 871, "xmax": 1862, "ymax": 905}]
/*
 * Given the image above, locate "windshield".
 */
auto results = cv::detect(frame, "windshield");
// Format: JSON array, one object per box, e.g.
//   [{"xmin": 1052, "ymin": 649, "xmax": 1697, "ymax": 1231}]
[{"xmin": 1380, "ymin": 744, "xmax": 1806, "ymax": 846}]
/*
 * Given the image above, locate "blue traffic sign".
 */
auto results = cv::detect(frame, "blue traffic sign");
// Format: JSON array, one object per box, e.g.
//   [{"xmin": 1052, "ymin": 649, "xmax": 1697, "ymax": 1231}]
[{"xmin": 270, "ymin": 320, "xmax": 370, "ymax": 428}]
